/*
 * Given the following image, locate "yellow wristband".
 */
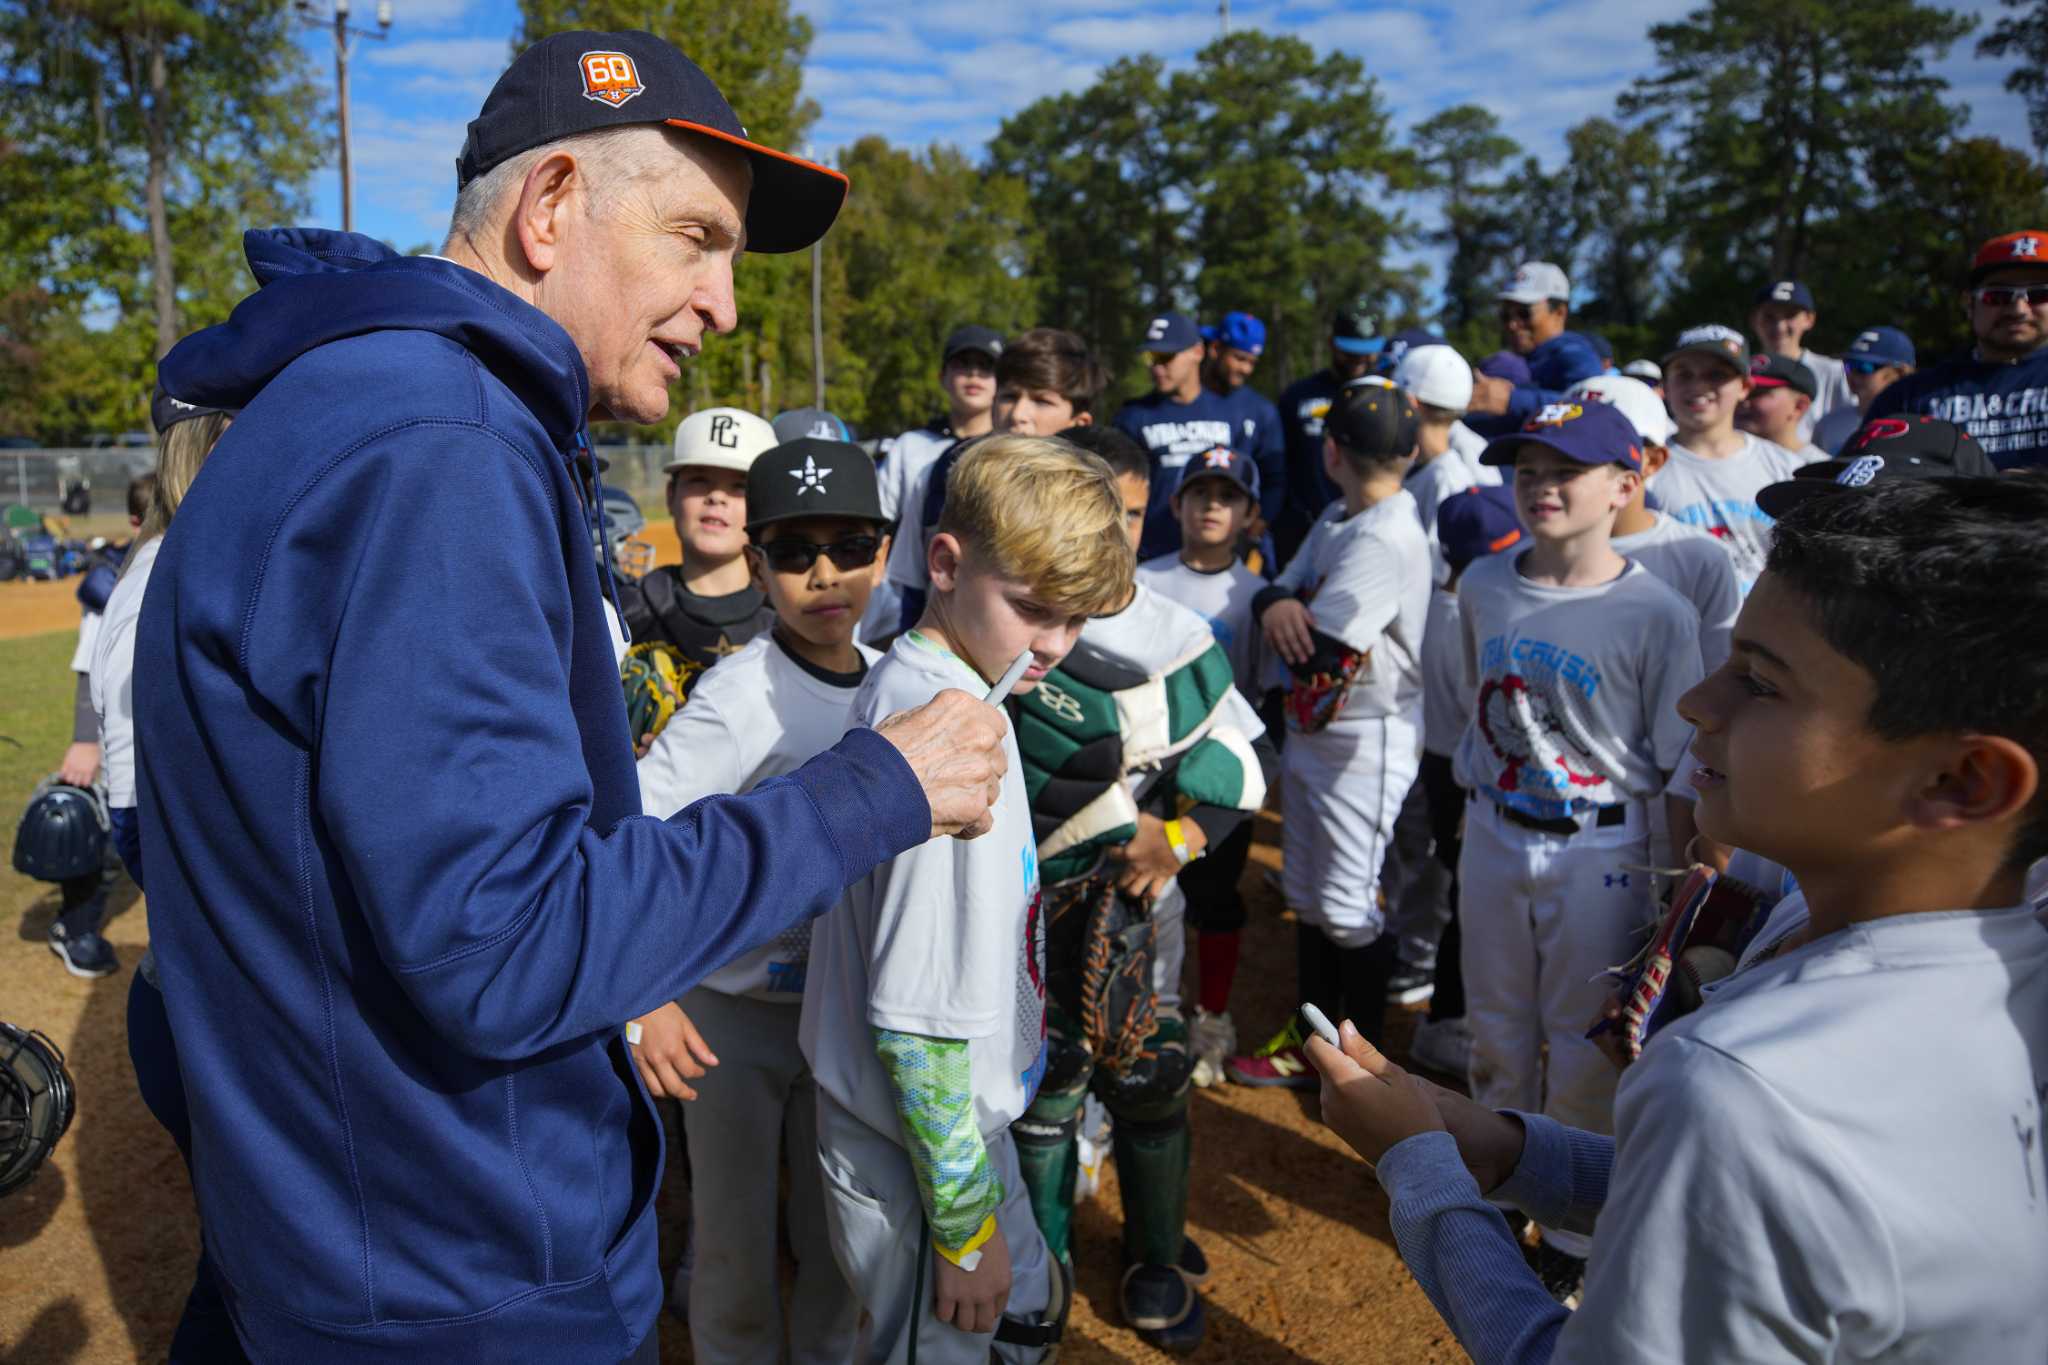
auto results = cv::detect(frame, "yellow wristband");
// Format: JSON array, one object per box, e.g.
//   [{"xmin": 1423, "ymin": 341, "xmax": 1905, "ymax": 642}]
[
  {"xmin": 1164, "ymin": 818, "xmax": 1197, "ymax": 865},
  {"xmin": 933, "ymin": 1212, "xmax": 998, "ymax": 1269}
]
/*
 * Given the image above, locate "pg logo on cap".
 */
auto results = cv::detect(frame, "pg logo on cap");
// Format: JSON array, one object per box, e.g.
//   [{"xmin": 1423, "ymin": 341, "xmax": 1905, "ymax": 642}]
[
  {"xmin": 1529, "ymin": 402, "xmax": 1583, "ymax": 428},
  {"xmin": 579, "ymin": 51, "xmax": 645, "ymax": 108}
]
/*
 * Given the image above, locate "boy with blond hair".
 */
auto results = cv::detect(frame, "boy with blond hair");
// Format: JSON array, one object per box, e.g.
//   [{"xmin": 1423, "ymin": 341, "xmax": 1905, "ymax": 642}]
[{"xmin": 802, "ymin": 435, "xmax": 1133, "ymax": 1363}]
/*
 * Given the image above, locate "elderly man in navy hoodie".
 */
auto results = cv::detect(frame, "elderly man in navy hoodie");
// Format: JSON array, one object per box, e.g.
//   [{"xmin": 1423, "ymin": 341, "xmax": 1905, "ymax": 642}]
[
  {"xmin": 140, "ymin": 32, "xmax": 1009, "ymax": 1365},
  {"xmin": 1464, "ymin": 261, "xmax": 1604, "ymax": 438}
]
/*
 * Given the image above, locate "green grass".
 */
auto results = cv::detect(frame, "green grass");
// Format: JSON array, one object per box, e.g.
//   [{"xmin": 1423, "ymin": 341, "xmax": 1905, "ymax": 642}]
[{"xmin": 0, "ymin": 629, "xmax": 86, "ymax": 907}]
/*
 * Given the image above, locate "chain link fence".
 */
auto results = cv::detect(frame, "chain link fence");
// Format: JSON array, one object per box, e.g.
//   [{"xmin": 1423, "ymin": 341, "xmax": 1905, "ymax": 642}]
[{"xmin": 0, "ymin": 449, "xmax": 159, "ymax": 512}]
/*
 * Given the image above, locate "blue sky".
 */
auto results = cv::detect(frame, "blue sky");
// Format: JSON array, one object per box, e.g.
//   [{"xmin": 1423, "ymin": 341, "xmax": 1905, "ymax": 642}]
[{"xmin": 305, "ymin": 0, "xmax": 2035, "ymax": 284}]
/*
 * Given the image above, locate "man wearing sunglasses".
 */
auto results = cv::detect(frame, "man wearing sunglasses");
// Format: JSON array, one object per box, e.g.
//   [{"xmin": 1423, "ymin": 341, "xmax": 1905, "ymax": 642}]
[
  {"xmin": 1868, "ymin": 230, "xmax": 2048, "ymax": 469},
  {"xmin": 1465, "ymin": 261, "xmax": 1603, "ymax": 438},
  {"xmin": 1813, "ymin": 327, "xmax": 1916, "ymax": 454}
]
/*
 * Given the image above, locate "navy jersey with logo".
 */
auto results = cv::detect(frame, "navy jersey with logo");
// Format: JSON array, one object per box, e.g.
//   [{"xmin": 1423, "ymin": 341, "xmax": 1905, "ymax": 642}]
[
  {"xmin": 1115, "ymin": 386, "xmax": 1285, "ymax": 560},
  {"xmin": 1866, "ymin": 349, "xmax": 2048, "ymax": 470}
]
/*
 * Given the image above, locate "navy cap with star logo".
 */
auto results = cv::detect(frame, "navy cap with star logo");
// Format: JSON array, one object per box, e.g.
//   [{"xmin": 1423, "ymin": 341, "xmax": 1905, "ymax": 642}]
[
  {"xmin": 745, "ymin": 437, "xmax": 884, "ymax": 534},
  {"xmin": 456, "ymin": 30, "xmax": 847, "ymax": 254}
]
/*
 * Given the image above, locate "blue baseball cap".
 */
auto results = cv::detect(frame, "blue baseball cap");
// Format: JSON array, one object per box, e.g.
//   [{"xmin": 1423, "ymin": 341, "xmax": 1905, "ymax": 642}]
[
  {"xmin": 1174, "ymin": 445, "xmax": 1261, "ymax": 502},
  {"xmin": 1480, "ymin": 399, "xmax": 1644, "ymax": 472},
  {"xmin": 1211, "ymin": 311, "xmax": 1265, "ymax": 355},
  {"xmin": 1436, "ymin": 484, "xmax": 1524, "ymax": 575},
  {"xmin": 1139, "ymin": 311, "xmax": 1202, "ymax": 354},
  {"xmin": 1754, "ymin": 279, "xmax": 1817, "ymax": 311},
  {"xmin": 1478, "ymin": 350, "xmax": 1532, "ymax": 386},
  {"xmin": 1844, "ymin": 326, "xmax": 1915, "ymax": 369},
  {"xmin": 1332, "ymin": 309, "xmax": 1382, "ymax": 356}
]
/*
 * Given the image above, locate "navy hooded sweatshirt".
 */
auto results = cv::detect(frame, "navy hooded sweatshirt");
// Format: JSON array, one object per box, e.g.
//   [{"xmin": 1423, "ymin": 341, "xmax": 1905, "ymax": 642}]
[{"xmin": 139, "ymin": 230, "xmax": 931, "ymax": 1361}]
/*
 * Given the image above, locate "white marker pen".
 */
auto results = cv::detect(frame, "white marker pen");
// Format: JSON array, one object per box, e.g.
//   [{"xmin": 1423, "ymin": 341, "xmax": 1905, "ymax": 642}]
[
  {"xmin": 986, "ymin": 648, "xmax": 1034, "ymax": 704},
  {"xmin": 1300, "ymin": 1003, "xmax": 1341, "ymax": 1049}
]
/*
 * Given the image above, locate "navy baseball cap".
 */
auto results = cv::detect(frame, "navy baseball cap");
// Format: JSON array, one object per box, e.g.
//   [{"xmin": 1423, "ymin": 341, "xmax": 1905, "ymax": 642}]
[
  {"xmin": 943, "ymin": 325, "xmax": 1004, "ymax": 363},
  {"xmin": 1139, "ymin": 311, "xmax": 1202, "ymax": 354},
  {"xmin": 1844, "ymin": 326, "xmax": 1915, "ymax": 369},
  {"xmin": 150, "ymin": 384, "xmax": 233, "ymax": 433},
  {"xmin": 1754, "ymin": 279, "xmax": 1817, "ymax": 311},
  {"xmin": 1757, "ymin": 416, "xmax": 1995, "ymax": 518},
  {"xmin": 1749, "ymin": 354, "xmax": 1817, "ymax": 400},
  {"xmin": 1437, "ymin": 484, "xmax": 1524, "ymax": 575},
  {"xmin": 1478, "ymin": 350, "xmax": 1532, "ymax": 386},
  {"xmin": 1480, "ymin": 399, "xmax": 1644, "ymax": 472},
  {"xmin": 1332, "ymin": 309, "xmax": 1382, "ymax": 356},
  {"xmin": 1174, "ymin": 446, "xmax": 1261, "ymax": 501},
  {"xmin": 456, "ymin": 31, "xmax": 848, "ymax": 254}
]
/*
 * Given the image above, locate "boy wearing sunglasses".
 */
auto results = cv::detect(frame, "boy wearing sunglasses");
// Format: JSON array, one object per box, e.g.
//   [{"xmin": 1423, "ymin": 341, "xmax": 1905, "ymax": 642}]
[
  {"xmin": 1813, "ymin": 326, "xmax": 1916, "ymax": 454},
  {"xmin": 1869, "ymin": 230, "xmax": 2048, "ymax": 469},
  {"xmin": 626, "ymin": 436, "xmax": 892, "ymax": 1364}
]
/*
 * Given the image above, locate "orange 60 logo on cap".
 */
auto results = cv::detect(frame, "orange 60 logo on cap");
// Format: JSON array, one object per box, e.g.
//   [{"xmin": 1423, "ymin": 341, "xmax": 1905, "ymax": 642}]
[{"xmin": 579, "ymin": 51, "xmax": 644, "ymax": 107}]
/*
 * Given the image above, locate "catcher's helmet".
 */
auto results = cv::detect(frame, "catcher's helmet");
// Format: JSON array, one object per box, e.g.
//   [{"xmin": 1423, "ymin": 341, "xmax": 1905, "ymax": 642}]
[
  {"xmin": 11, "ymin": 777, "xmax": 110, "ymax": 883},
  {"xmin": 0, "ymin": 1022, "xmax": 76, "ymax": 1197}
]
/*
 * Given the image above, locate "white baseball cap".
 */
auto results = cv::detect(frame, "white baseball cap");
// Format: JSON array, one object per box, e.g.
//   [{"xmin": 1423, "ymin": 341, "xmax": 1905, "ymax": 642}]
[
  {"xmin": 665, "ymin": 406, "xmax": 778, "ymax": 475},
  {"xmin": 1499, "ymin": 261, "xmax": 1571, "ymax": 306},
  {"xmin": 1393, "ymin": 344, "xmax": 1473, "ymax": 412},
  {"xmin": 1567, "ymin": 374, "xmax": 1673, "ymax": 447}
]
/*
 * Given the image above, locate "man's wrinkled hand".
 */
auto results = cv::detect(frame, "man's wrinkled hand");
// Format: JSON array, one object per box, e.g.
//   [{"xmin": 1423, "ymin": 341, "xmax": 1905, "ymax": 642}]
[{"xmin": 875, "ymin": 689, "xmax": 1010, "ymax": 840}]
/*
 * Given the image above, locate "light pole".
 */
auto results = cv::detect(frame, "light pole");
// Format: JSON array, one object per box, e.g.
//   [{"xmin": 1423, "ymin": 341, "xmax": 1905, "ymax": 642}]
[{"xmin": 296, "ymin": 0, "xmax": 392, "ymax": 233}]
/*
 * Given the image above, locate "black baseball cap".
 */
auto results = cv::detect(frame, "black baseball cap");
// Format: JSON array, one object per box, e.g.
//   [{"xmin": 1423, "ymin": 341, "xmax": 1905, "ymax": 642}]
[
  {"xmin": 1332, "ymin": 309, "xmax": 1382, "ymax": 356},
  {"xmin": 1749, "ymin": 353, "xmax": 1817, "ymax": 400},
  {"xmin": 745, "ymin": 438, "xmax": 883, "ymax": 533},
  {"xmin": 1326, "ymin": 380, "xmax": 1420, "ymax": 457},
  {"xmin": 456, "ymin": 31, "xmax": 848, "ymax": 255},
  {"xmin": 150, "ymin": 384, "xmax": 233, "ymax": 433},
  {"xmin": 1756, "ymin": 416, "xmax": 1997, "ymax": 518},
  {"xmin": 943, "ymin": 325, "xmax": 1004, "ymax": 363}
]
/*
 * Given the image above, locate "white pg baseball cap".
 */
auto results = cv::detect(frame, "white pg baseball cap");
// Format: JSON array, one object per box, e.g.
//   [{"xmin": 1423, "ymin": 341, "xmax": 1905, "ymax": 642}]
[
  {"xmin": 666, "ymin": 406, "xmax": 778, "ymax": 475},
  {"xmin": 1393, "ymin": 344, "xmax": 1474, "ymax": 412},
  {"xmin": 1567, "ymin": 374, "xmax": 1673, "ymax": 447},
  {"xmin": 1499, "ymin": 261, "xmax": 1570, "ymax": 305}
]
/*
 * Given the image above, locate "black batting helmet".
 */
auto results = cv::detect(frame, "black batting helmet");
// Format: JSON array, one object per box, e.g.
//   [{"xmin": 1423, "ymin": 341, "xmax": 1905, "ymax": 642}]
[
  {"xmin": 11, "ymin": 777, "xmax": 110, "ymax": 884},
  {"xmin": 0, "ymin": 1022, "xmax": 76, "ymax": 1197}
]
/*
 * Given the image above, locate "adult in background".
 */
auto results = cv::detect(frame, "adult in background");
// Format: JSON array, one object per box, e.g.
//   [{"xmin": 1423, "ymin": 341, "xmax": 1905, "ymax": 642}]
[
  {"xmin": 1276, "ymin": 309, "xmax": 1380, "ymax": 564},
  {"xmin": 1813, "ymin": 326, "xmax": 1916, "ymax": 454},
  {"xmin": 139, "ymin": 31, "xmax": 1008, "ymax": 1364},
  {"xmin": 1749, "ymin": 278, "xmax": 1855, "ymax": 445},
  {"xmin": 1200, "ymin": 310, "xmax": 1288, "ymax": 552},
  {"xmin": 1870, "ymin": 230, "xmax": 2048, "ymax": 469},
  {"xmin": 1464, "ymin": 261, "xmax": 1603, "ymax": 436}
]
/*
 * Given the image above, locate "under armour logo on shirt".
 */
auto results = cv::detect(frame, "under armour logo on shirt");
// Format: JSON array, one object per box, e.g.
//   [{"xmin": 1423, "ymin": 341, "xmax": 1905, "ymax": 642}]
[
  {"xmin": 791, "ymin": 453, "xmax": 832, "ymax": 494},
  {"xmin": 709, "ymin": 415, "xmax": 738, "ymax": 448}
]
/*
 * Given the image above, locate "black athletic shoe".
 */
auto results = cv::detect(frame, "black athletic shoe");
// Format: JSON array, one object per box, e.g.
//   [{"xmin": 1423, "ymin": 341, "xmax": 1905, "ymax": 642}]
[
  {"xmin": 1120, "ymin": 1263, "xmax": 1205, "ymax": 1353},
  {"xmin": 1386, "ymin": 961, "xmax": 1436, "ymax": 1006},
  {"xmin": 49, "ymin": 918, "xmax": 117, "ymax": 978},
  {"xmin": 1533, "ymin": 1242, "xmax": 1586, "ymax": 1308}
]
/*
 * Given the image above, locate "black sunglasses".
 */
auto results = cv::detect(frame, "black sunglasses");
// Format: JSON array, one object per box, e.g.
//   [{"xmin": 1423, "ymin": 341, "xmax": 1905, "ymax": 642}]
[
  {"xmin": 1974, "ymin": 284, "xmax": 2048, "ymax": 308},
  {"xmin": 755, "ymin": 533, "xmax": 882, "ymax": 574}
]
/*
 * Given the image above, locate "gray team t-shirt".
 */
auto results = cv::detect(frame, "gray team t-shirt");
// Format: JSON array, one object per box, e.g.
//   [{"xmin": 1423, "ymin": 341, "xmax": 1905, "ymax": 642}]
[
  {"xmin": 798, "ymin": 632, "xmax": 1047, "ymax": 1142},
  {"xmin": 1135, "ymin": 554, "xmax": 1265, "ymax": 700},
  {"xmin": 1453, "ymin": 554, "xmax": 1703, "ymax": 819},
  {"xmin": 1611, "ymin": 511, "xmax": 1742, "ymax": 671},
  {"xmin": 1649, "ymin": 433, "xmax": 1817, "ymax": 592}
]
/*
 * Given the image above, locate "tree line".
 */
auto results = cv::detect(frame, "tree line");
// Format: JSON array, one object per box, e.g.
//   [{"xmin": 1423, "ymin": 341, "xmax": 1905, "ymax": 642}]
[{"xmin": 3, "ymin": 0, "xmax": 2046, "ymax": 444}]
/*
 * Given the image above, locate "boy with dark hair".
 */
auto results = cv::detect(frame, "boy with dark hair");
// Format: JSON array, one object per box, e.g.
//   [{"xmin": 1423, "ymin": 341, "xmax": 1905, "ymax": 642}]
[
  {"xmin": 993, "ymin": 327, "xmax": 1109, "ymax": 437},
  {"xmin": 628, "ymin": 437, "xmax": 892, "ymax": 1363},
  {"xmin": 1277, "ymin": 309, "xmax": 1381, "ymax": 564},
  {"xmin": 1737, "ymin": 353, "xmax": 1826, "ymax": 462},
  {"xmin": 1226, "ymin": 382, "xmax": 1433, "ymax": 1087},
  {"xmin": 620, "ymin": 406, "xmax": 781, "ymax": 668},
  {"xmin": 1307, "ymin": 458, "xmax": 2048, "ymax": 1363}
]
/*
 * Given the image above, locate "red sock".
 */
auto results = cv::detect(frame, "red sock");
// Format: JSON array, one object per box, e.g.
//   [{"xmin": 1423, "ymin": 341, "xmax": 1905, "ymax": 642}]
[{"xmin": 1197, "ymin": 930, "xmax": 1241, "ymax": 1016}]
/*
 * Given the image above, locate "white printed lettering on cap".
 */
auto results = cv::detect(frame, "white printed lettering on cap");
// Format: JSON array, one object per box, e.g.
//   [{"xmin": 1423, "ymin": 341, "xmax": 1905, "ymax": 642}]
[
  {"xmin": 791, "ymin": 452, "xmax": 833, "ymax": 494},
  {"xmin": 1146, "ymin": 317, "xmax": 1169, "ymax": 342},
  {"xmin": 1856, "ymin": 330, "xmax": 1879, "ymax": 346},
  {"xmin": 708, "ymin": 414, "xmax": 738, "ymax": 448},
  {"xmin": 1772, "ymin": 282, "xmax": 1797, "ymax": 301},
  {"xmin": 1837, "ymin": 455, "xmax": 1885, "ymax": 488}
]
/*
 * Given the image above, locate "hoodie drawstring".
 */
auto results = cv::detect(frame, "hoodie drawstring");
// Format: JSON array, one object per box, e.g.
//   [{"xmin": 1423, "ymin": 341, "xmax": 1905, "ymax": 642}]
[{"xmin": 574, "ymin": 429, "xmax": 630, "ymax": 642}]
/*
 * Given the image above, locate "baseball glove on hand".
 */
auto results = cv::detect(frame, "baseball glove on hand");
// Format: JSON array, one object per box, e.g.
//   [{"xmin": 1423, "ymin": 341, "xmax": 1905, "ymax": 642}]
[
  {"xmin": 620, "ymin": 642, "xmax": 699, "ymax": 751},
  {"xmin": 1588, "ymin": 864, "xmax": 1770, "ymax": 1065}
]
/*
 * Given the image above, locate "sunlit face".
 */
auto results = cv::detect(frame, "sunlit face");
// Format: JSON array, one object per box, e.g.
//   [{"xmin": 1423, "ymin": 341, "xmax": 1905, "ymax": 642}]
[
  {"xmin": 1499, "ymin": 299, "xmax": 1565, "ymax": 354},
  {"xmin": 749, "ymin": 515, "xmax": 889, "ymax": 652},
  {"xmin": 535, "ymin": 132, "xmax": 750, "ymax": 425},
  {"xmin": 1207, "ymin": 342, "xmax": 1259, "ymax": 390},
  {"xmin": 942, "ymin": 351, "xmax": 997, "ymax": 419},
  {"xmin": 1511, "ymin": 444, "xmax": 1634, "ymax": 539},
  {"xmin": 1749, "ymin": 302, "xmax": 1814, "ymax": 358},
  {"xmin": 1115, "ymin": 472, "xmax": 1149, "ymax": 553},
  {"xmin": 1969, "ymin": 266, "xmax": 2048, "ymax": 358},
  {"xmin": 1665, "ymin": 354, "xmax": 1750, "ymax": 435},
  {"xmin": 926, "ymin": 536, "xmax": 1089, "ymax": 695},
  {"xmin": 1174, "ymin": 475, "xmax": 1251, "ymax": 552},
  {"xmin": 993, "ymin": 384, "xmax": 1082, "ymax": 436},
  {"xmin": 1147, "ymin": 342, "xmax": 1203, "ymax": 396},
  {"xmin": 667, "ymin": 465, "xmax": 749, "ymax": 563},
  {"xmin": 1735, "ymin": 384, "xmax": 1810, "ymax": 445}
]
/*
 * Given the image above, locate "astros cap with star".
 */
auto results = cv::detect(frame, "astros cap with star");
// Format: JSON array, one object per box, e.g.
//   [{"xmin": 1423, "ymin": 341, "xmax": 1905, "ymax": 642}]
[
  {"xmin": 1174, "ymin": 445, "xmax": 1261, "ymax": 502},
  {"xmin": 1969, "ymin": 230, "xmax": 2048, "ymax": 284},
  {"xmin": 666, "ymin": 405, "xmax": 777, "ymax": 474},
  {"xmin": 1479, "ymin": 399, "xmax": 1643, "ymax": 472},
  {"xmin": 745, "ymin": 437, "xmax": 883, "ymax": 533},
  {"xmin": 456, "ymin": 30, "xmax": 848, "ymax": 254}
]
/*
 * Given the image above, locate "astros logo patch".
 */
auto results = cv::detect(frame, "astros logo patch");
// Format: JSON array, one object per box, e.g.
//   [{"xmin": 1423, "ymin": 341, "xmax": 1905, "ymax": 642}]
[
  {"xmin": 1200, "ymin": 447, "xmax": 1235, "ymax": 469},
  {"xmin": 2016, "ymin": 235, "xmax": 2041, "ymax": 259},
  {"xmin": 1530, "ymin": 402, "xmax": 1583, "ymax": 428},
  {"xmin": 579, "ymin": 51, "xmax": 644, "ymax": 107}
]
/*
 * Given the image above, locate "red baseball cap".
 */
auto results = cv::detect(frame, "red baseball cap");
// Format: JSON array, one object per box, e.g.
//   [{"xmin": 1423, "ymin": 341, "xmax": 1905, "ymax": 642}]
[{"xmin": 1968, "ymin": 231, "xmax": 2048, "ymax": 284}]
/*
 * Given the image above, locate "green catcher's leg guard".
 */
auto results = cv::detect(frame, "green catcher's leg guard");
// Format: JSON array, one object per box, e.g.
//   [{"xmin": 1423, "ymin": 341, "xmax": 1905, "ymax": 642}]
[
  {"xmin": 1100, "ymin": 1009, "xmax": 1193, "ymax": 1269},
  {"xmin": 1015, "ymin": 1025, "xmax": 1094, "ymax": 1264}
]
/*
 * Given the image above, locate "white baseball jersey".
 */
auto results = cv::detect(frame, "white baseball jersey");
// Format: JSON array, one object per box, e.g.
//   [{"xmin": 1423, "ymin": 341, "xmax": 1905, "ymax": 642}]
[
  {"xmin": 799, "ymin": 633, "xmax": 1046, "ymax": 1142},
  {"xmin": 1453, "ymin": 555, "xmax": 1703, "ymax": 820},
  {"xmin": 1795, "ymin": 347, "xmax": 1855, "ymax": 445},
  {"xmin": 71, "ymin": 607, "xmax": 101, "ymax": 675},
  {"xmin": 87, "ymin": 534, "xmax": 161, "ymax": 808},
  {"xmin": 1611, "ymin": 511, "xmax": 1742, "ymax": 670},
  {"xmin": 637, "ymin": 632, "xmax": 878, "ymax": 1001},
  {"xmin": 864, "ymin": 425, "xmax": 957, "ymax": 641},
  {"xmin": 1271, "ymin": 489, "xmax": 1431, "ymax": 722},
  {"xmin": 1447, "ymin": 420, "xmax": 1500, "ymax": 479},
  {"xmin": 1135, "ymin": 553, "xmax": 1266, "ymax": 700},
  {"xmin": 1568, "ymin": 900, "xmax": 2048, "ymax": 1361},
  {"xmin": 1420, "ymin": 585, "xmax": 1467, "ymax": 758},
  {"xmin": 1649, "ymin": 433, "xmax": 1818, "ymax": 592}
]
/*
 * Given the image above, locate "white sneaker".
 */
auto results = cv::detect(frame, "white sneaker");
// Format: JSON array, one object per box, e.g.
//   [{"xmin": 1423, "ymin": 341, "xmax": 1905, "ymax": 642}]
[
  {"xmin": 1188, "ymin": 1008, "xmax": 1237, "ymax": 1088},
  {"xmin": 1408, "ymin": 1016, "xmax": 1473, "ymax": 1081}
]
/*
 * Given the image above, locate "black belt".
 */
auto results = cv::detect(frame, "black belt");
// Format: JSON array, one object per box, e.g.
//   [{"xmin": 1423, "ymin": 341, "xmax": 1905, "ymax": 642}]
[{"xmin": 1481, "ymin": 796, "xmax": 1627, "ymax": 838}]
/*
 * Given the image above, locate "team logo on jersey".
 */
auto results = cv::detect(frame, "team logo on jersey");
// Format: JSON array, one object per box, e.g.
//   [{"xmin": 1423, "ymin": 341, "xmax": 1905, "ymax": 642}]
[
  {"xmin": 1529, "ymin": 402, "xmax": 1584, "ymax": 428},
  {"xmin": 1476, "ymin": 672, "xmax": 1607, "ymax": 802},
  {"xmin": 1836, "ymin": 454, "xmax": 1886, "ymax": 488},
  {"xmin": 579, "ymin": 51, "xmax": 645, "ymax": 107},
  {"xmin": 790, "ymin": 452, "xmax": 832, "ymax": 494},
  {"xmin": 708, "ymin": 414, "xmax": 738, "ymax": 448}
]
